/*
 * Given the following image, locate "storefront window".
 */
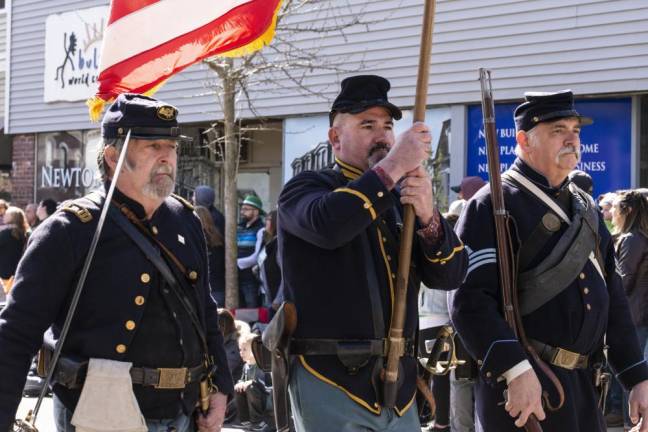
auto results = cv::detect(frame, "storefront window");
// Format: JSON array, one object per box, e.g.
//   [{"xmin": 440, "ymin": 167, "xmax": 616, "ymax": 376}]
[{"xmin": 36, "ymin": 130, "xmax": 102, "ymax": 203}]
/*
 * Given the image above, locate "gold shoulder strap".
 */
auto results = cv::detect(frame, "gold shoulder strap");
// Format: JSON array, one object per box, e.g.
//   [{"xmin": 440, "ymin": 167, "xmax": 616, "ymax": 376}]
[{"xmin": 61, "ymin": 203, "xmax": 93, "ymax": 223}]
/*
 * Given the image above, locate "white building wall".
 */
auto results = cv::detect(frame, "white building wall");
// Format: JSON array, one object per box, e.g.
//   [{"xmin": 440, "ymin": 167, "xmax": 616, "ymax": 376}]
[{"xmin": 7, "ymin": 0, "xmax": 648, "ymax": 134}]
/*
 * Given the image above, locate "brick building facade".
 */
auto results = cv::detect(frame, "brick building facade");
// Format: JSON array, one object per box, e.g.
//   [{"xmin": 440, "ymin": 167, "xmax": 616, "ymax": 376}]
[{"xmin": 10, "ymin": 134, "xmax": 35, "ymax": 207}]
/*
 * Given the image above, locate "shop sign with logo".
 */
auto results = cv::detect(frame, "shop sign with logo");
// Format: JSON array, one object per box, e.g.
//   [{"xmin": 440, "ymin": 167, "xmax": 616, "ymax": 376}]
[{"xmin": 43, "ymin": 6, "xmax": 108, "ymax": 102}]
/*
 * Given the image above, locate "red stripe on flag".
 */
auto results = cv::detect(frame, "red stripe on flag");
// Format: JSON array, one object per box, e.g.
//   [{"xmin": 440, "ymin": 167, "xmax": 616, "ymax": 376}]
[
  {"xmin": 97, "ymin": 0, "xmax": 280, "ymax": 100},
  {"xmin": 108, "ymin": 0, "xmax": 160, "ymax": 25}
]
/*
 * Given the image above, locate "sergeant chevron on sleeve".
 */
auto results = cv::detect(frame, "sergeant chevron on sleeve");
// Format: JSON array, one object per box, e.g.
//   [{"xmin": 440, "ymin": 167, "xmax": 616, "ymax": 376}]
[
  {"xmin": 277, "ymin": 75, "xmax": 468, "ymax": 432},
  {"xmin": 452, "ymin": 90, "xmax": 648, "ymax": 432}
]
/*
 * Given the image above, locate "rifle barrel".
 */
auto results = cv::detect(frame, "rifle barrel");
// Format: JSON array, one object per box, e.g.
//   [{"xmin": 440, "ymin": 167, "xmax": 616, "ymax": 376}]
[{"xmin": 479, "ymin": 69, "xmax": 543, "ymax": 432}]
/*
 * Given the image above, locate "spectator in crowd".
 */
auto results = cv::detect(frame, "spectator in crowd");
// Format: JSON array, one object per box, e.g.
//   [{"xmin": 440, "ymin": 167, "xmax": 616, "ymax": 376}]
[
  {"xmin": 36, "ymin": 198, "xmax": 57, "ymax": 222},
  {"xmin": 450, "ymin": 176, "xmax": 486, "ymax": 201},
  {"xmin": 194, "ymin": 185, "xmax": 225, "ymax": 235},
  {"xmin": 611, "ymin": 190, "xmax": 648, "ymax": 429},
  {"xmin": 0, "ymin": 207, "xmax": 29, "ymax": 296},
  {"xmin": 599, "ymin": 192, "xmax": 617, "ymax": 232},
  {"xmin": 0, "ymin": 200, "xmax": 8, "ymax": 226},
  {"xmin": 218, "ymin": 308, "xmax": 245, "ymax": 425},
  {"xmin": 24, "ymin": 203, "xmax": 38, "ymax": 229},
  {"xmin": 196, "ymin": 205, "xmax": 226, "ymax": 306},
  {"xmin": 448, "ymin": 176, "xmax": 486, "ymax": 218},
  {"xmin": 256, "ymin": 210, "xmax": 281, "ymax": 310},
  {"xmin": 218, "ymin": 308, "xmax": 244, "ymax": 382},
  {"xmin": 237, "ymin": 195, "xmax": 265, "ymax": 308},
  {"xmin": 613, "ymin": 190, "xmax": 648, "ymax": 356},
  {"xmin": 568, "ymin": 169, "xmax": 593, "ymax": 195},
  {"xmin": 418, "ymin": 288, "xmax": 451, "ymax": 432},
  {"xmin": 235, "ymin": 332, "xmax": 274, "ymax": 432},
  {"xmin": 236, "ymin": 319, "xmax": 252, "ymax": 340}
]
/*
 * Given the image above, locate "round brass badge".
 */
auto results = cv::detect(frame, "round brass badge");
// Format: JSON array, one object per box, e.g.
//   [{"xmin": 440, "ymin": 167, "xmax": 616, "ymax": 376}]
[{"xmin": 542, "ymin": 213, "xmax": 561, "ymax": 232}]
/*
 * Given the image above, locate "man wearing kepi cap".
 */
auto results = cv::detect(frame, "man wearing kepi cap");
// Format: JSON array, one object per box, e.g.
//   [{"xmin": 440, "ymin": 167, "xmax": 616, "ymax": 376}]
[
  {"xmin": 452, "ymin": 90, "xmax": 648, "ymax": 431},
  {"xmin": 0, "ymin": 94, "xmax": 233, "ymax": 432},
  {"xmin": 277, "ymin": 75, "xmax": 467, "ymax": 431}
]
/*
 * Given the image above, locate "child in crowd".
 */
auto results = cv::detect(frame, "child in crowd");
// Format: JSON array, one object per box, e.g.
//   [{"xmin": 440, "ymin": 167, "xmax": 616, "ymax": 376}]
[{"xmin": 235, "ymin": 332, "xmax": 275, "ymax": 432}]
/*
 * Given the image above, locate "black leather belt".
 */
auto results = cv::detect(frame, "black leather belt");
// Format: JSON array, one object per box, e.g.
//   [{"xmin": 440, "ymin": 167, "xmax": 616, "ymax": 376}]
[
  {"xmin": 529, "ymin": 339, "xmax": 589, "ymax": 370},
  {"xmin": 130, "ymin": 365, "xmax": 205, "ymax": 389},
  {"xmin": 54, "ymin": 359, "xmax": 205, "ymax": 390},
  {"xmin": 290, "ymin": 338, "xmax": 416, "ymax": 358}
]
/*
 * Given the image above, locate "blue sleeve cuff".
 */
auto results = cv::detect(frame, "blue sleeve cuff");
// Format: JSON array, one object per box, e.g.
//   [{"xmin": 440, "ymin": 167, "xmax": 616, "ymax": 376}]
[
  {"xmin": 479, "ymin": 339, "xmax": 528, "ymax": 386},
  {"xmin": 616, "ymin": 360, "xmax": 648, "ymax": 391}
]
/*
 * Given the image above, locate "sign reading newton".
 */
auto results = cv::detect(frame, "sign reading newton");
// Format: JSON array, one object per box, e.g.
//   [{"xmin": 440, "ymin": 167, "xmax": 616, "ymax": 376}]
[
  {"xmin": 43, "ymin": 6, "xmax": 109, "ymax": 103},
  {"xmin": 466, "ymin": 98, "xmax": 632, "ymax": 198}
]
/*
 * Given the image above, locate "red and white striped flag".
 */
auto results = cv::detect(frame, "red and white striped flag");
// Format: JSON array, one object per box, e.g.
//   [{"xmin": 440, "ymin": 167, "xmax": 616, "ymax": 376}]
[{"xmin": 87, "ymin": 0, "xmax": 282, "ymax": 120}]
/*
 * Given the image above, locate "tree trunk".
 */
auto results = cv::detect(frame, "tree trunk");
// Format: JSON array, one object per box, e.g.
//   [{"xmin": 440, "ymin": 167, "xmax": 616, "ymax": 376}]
[{"xmin": 222, "ymin": 60, "xmax": 239, "ymax": 309}]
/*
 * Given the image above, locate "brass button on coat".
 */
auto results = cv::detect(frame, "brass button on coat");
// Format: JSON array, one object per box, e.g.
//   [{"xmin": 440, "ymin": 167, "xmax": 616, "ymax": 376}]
[
  {"xmin": 125, "ymin": 320, "xmax": 136, "ymax": 331},
  {"xmin": 141, "ymin": 273, "xmax": 151, "ymax": 283},
  {"xmin": 189, "ymin": 271, "xmax": 198, "ymax": 281},
  {"xmin": 134, "ymin": 296, "xmax": 145, "ymax": 306},
  {"xmin": 586, "ymin": 304, "xmax": 592, "ymax": 311},
  {"xmin": 583, "ymin": 288, "xmax": 590, "ymax": 295},
  {"xmin": 116, "ymin": 344, "xmax": 127, "ymax": 354},
  {"xmin": 579, "ymin": 273, "xmax": 586, "ymax": 280},
  {"xmin": 151, "ymin": 226, "xmax": 159, "ymax": 235},
  {"xmin": 377, "ymin": 191, "xmax": 384, "ymax": 198}
]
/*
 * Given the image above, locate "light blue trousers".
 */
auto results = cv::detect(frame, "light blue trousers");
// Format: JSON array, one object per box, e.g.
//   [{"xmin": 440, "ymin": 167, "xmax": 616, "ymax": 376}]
[{"xmin": 288, "ymin": 360, "xmax": 420, "ymax": 432}]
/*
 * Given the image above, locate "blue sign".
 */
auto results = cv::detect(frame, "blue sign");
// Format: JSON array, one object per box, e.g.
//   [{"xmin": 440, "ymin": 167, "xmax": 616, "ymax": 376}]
[{"xmin": 466, "ymin": 98, "xmax": 632, "ymax": 198}]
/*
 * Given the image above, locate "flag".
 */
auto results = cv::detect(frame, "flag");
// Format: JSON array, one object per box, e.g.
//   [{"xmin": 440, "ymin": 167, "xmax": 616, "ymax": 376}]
[{"xmin": 87, "ymin": 0, "xmax": 282, "ymax": 120}]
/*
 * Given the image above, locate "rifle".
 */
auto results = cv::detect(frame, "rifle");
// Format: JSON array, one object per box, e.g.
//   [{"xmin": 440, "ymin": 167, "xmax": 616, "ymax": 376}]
[
  {"xmin": 479, "ymin": 69, "xmax": 565, "ymax": 432},
  {"xmin": 383, "ymin": 0, "xmax": 437, "ymax": 408}
]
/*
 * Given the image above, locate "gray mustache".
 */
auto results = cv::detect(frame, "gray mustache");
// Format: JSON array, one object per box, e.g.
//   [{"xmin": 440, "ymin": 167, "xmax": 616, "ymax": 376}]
[
  {"xmin": 557, "ymin": 146, "xmax": 579, "ymax": 156},
  {"xmin": 152, "ymin": 164, "xmax": 174, "ymax": 178}
]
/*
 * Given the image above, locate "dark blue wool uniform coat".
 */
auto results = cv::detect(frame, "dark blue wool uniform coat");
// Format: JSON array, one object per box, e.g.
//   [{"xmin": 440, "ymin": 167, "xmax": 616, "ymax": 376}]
[
  {"xmin": 452, "ymin": 159, "xmax": 648, "ymax": 431},
  {"xmin": 278, "ymin": 161, "xmax": 467, "ymax": 416},
  {"xmin": 0, "ymin": 189, "xmax": 234, "ymax": 430}
]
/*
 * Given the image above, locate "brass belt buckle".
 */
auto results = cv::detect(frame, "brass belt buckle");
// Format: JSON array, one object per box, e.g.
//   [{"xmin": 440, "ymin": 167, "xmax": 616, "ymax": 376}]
[
  {"xmin": 552, "ymin": 348, "xmax": 580, "ymax": 370},
  {"xmin": 156, "ymin": 367, "xmax": 188, "ymax": 389}
]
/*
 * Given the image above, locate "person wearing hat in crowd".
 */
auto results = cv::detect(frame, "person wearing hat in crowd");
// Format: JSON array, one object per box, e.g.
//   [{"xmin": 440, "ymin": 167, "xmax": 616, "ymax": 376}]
[
  {"xmin": 451, "ymin": 176, "xmax": 487, "ymax": 201},
  {"xmin": 194, "ymin": 185, "xmax": 226, "ymax": 236},
  {"xmin": 237, "ymin": 194, "xmax": 265, "ymax": 308},
  {"xmin": 448, "ymin": 176, "xmax": 487, "ymax": 218},
  {"xmin": 568, "ymin": 169, "xmax": 594, "ymax": 196},
  {"xmin": 0, "ymin": 93, "xmax": 233, "ymax": 432},
  {"xmin": 452, "ymin": 90, "xmax": 648, "ymax": 431},
  {"xmin": 277, "ymin": 75, "xmax": 467, "ymax": 431}
]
